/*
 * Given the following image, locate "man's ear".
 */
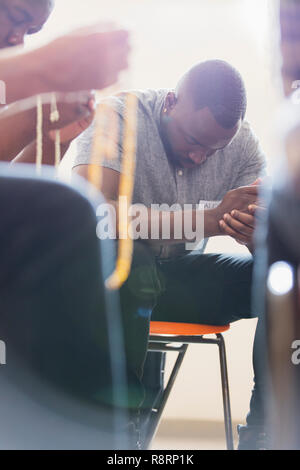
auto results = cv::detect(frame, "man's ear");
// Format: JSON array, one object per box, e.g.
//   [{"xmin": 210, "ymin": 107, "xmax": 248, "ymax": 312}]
[{"xmin": 164, "ymin": 92, "xmax": 177, "ymax": 114}]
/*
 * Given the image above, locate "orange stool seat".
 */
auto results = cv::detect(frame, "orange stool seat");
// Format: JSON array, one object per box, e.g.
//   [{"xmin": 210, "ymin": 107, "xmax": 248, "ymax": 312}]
[
  {"xmin": 147, "ymin": 321, "xmax": 233, "ymax": 449},
  {"xmin": 150, "ymin": 321, "xmax": 230, "ymax": 336}
]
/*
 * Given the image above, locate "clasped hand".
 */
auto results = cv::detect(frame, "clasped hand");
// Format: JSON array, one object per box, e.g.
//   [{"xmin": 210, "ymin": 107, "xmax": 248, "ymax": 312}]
[{"xmin": 218, "ymin": 179, "xmax": 266, "ymax": 248}]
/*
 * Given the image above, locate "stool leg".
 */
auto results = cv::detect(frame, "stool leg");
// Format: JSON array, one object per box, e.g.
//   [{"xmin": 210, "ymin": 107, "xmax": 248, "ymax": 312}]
[
  {"xmin": 217, "ymin": 333, "xmax": 234, "ymax": 450},
  {"xmin": 142, "ymin": 344, "xmax": 188, "ymax": 449}
]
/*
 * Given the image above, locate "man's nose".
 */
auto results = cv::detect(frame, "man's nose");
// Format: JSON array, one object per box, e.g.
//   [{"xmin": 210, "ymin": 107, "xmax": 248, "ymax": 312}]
[
  {"xmin": 7, "ymin": 31, "xmax": 25, "ymax": 47},
  {"xmin": 188, "ymin": 149, "xmax": 208, "ymax": 164}
]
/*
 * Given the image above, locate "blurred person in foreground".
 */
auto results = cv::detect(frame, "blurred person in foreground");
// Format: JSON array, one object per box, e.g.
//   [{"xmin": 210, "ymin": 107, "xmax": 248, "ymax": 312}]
[
  {"xmin": 0, "ymin": 0, "xmax": 129, "ymax": 166},
  {"xmin": 236, "ymin": 0, "xmax": 300, "ymax": 450},
  {"xmin": 252, "ymin": 0, "xmax": 300, "ymax": 450},
  {"xmin": 0, "ymin": 5, "xmax": 138, "ymax": 449}
]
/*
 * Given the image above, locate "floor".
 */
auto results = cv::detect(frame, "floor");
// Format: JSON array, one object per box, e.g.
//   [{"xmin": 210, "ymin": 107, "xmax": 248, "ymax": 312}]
[{"xmin": 151, "ymin": 419, "xmax": 239, "ymax": 450}]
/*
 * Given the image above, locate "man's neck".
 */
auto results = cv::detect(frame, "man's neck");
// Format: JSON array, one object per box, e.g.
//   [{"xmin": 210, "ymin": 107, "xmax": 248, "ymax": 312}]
[{"xmin": 159, "ymin": 107, "xmax": 179, "ymax": 168}]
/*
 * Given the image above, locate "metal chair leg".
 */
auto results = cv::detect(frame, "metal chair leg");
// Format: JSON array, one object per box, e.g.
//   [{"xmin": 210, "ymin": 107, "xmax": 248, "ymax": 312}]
[
  {"xmin": 142, "ymin": 344, "xmax": 188, "ymax": 449},
  {"xmin": 145, "ymin": 334, "xmax": 233, "ymax": 450},
  {"xmin": 217, "ymin": 333, "xmax": 234, "ymax": 450}
]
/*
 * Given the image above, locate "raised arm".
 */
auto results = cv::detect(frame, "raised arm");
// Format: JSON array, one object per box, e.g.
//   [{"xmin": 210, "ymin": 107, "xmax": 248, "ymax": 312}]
[
  {"xmin": 12, "ymin": 96, "xmax": 95, "ymax": 165},
  {"xmin": 0, "ymin": 103, "xmax": 37, "ymax": 162},
  {"xmin": 0, "ymin": 26, "xmax": 129, "ymax": 104},
  {"xmin": 1, "ymin": 93, "xmax": 94, "ymax": 163}
]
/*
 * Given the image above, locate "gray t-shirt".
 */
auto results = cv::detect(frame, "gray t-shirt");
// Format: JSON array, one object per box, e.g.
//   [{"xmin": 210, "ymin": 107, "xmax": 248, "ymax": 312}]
[{"xmin": 74, "ymin": 89, "xmax": 266, "ymax": 257}]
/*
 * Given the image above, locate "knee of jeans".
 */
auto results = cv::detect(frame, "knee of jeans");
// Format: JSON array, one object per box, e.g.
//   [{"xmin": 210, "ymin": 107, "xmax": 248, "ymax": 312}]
[
  {"xmin": 123, "ymin": 242, "xmax": 162, "ymax": 299},
  {"xmin": 131, "ymin": 242, "xmax": 155, "ymax": 267},
  {"xmin": 127, "ymin": 264, "xmax": 162, "ymax": 302}
]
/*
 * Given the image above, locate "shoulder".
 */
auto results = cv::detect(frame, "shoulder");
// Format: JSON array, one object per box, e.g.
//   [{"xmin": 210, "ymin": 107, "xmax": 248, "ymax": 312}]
[
  {"xmin": 101, "ymin": 89, "xmax": 168, "ymax": 117},
  {"xmin": 230, "ymin": 121, "xmax": 257, "ymax": 147},
  {"xmin": 225, "ymin": 121, "xmax": 264, "ymax": 161}
]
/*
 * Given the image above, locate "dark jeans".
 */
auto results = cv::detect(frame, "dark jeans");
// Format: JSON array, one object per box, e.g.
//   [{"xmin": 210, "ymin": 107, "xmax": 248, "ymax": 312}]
[{"xmin": 121, "ymin": 242, "xmax": 265, "ymax": 427}]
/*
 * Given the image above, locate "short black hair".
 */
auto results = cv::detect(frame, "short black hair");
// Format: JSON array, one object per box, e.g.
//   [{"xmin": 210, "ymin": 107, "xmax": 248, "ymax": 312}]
[{"xmin": 178, "ymin": 60, "xmax": 247, "ymax": 129}]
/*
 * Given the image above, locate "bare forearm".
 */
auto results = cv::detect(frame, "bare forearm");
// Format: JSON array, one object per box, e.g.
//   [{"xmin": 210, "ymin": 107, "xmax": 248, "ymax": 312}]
[
  {"xmin": 150, "ymin": 208, "xmax": 221, "ymax": 245},
  {"xmin": 0, "ymin": 105, "xmax": 37, "ymax": 161},
  {"xmin": 0, "ymin": 50, "xmax": 46, "ymax": 104},
  {"xmin": 0, "ymin": 102, "xmax": 71, "ymax": 163},
  {"xmin": 105, "ymin": 199, "xmax": 221, "ymax": 244},
  {"xmin": 0, "ymin": 26, "xmax": 129, "ymax": 103},
  {"xmin": 13, "ymin": 137, "xmax": 70, "ymax": 165}
]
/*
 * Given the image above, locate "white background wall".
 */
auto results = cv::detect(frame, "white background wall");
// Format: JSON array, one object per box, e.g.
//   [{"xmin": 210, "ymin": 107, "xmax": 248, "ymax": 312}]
[{"xmin": 29, "ymin": 0, "xmax": 282, "ymax": 422}]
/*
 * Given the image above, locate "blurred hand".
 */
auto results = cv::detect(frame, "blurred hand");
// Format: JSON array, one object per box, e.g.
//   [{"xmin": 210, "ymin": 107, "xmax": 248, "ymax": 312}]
[
  {"xmin": 43, "ymin": 90, "xmax": 93, "ymax": 129},
  {"xmin": 39, "ymin": 26, "xmax": 130, "ymax": 93},
  {"xmin": 48, "ymin": 96, "xmax": 95, "ymax": 144}
]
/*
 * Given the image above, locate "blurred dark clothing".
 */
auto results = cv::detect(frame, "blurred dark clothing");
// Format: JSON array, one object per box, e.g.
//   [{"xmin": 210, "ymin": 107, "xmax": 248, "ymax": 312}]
[
  {"xmin": 253, "ymin": 176, "xmax": 300, "ymax": 446},
  {"xmin": 0, "ymin": 165, "xmax": 140, "ymax": 448}
]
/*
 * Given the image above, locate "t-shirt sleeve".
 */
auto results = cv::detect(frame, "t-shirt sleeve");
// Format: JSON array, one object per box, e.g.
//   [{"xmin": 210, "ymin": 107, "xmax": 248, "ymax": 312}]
[
  {"xmin": 232, "ymin": 124, "xmax": 267, "ymax": 189},
  {"xmin": 73, "ymin": 97, "xmax": 124, "ymax": 174}
]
